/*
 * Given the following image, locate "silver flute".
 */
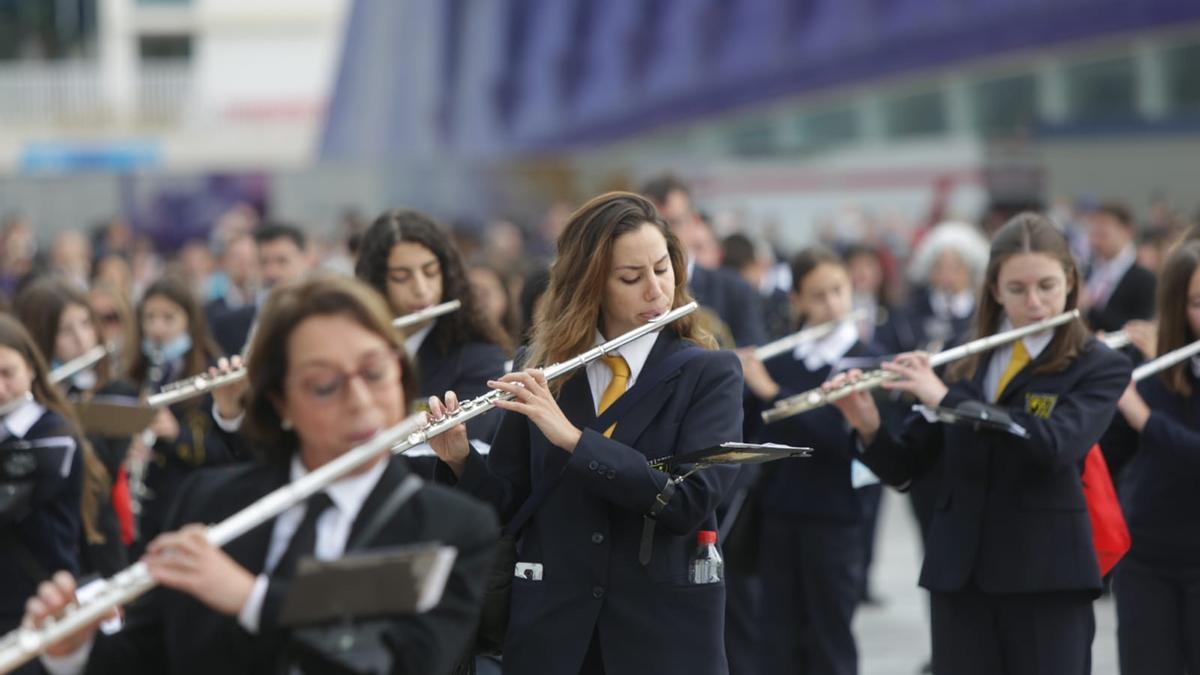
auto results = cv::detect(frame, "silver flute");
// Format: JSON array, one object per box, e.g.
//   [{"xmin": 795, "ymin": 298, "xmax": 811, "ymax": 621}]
[
  {"xmin": 393, "ymin": 299, "xmax": 462, "ymax": 330},
  {"xmin": 1132, "ymin": 337, "xmax": 1200, "ymax": 382},
  {"xmin": 753, "ymin": 309, "xmax": 868, "ymax": 362},
  {"xmin": 1101, "ymin": 330, "xmax": 1131, "ymax": 350},
  {"xmin": 762, "ymin": 309, "xmax": 1081, "ymax": 423},
  {"xmin": 48, "ymin": 345, "xmax": 110, "ymax": 386},
  {"xmin": 0, "ymin": 301, "xmax": 697, "ymax": 673}
]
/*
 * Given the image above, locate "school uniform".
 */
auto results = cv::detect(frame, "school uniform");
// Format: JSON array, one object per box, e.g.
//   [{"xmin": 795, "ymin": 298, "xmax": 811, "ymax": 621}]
[
  {"xmin": 444, "ymin": 329, "xmax": 743, "ymax": 675},
  {"xmin": 690, "ymin": 264, "xmax": 767, "ymax": 348},
  {"xmin": 408, "ymin": 321, "xmax": 508, "ymax": 445},
  {"xmin": 0, "ymin": 401, "xmax": 82, "ymax": 637},
  {"xmin": 1100, "ymin": 368, "xmax": 1200, "ymax": 675},
  {"xmin": 859, "ymin": 328, "xmax": 1130, "ymax": 675},
  {"xmin": 40, "ymin": 453, "xmax": 499, "ymax": 675},
  {"xmin": 1085, "ymin": 246, "xmax": 1156, "ymax": 333},
  {"xmin": 745, "ymin": 321, "xmax": 889, "ymax": 675}
]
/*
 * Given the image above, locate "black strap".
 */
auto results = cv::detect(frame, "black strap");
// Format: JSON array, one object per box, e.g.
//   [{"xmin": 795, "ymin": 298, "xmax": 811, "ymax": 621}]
[
  {"xmin": 502, "ymin": 347, "xmax": 703, "ymax": 537},
  {"xmin": 348, "ymin": 474, "xmax": 424, "ymax": 550},
  {"xmin": 639, "ymin": 477, "xmax": 681, "ymax": 565}
]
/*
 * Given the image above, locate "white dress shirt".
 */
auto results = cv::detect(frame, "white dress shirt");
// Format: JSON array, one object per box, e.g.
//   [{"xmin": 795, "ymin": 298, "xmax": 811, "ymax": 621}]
[
  {"xmin": 929, "ymin": 290, "xmax": 975, "ymax": 320},
  {"xmin": 797, "ymin": 320, "xmax": 859, "ymax": 371},
  {"xmin": 585, "ymin": 328, "xmax": 660, "ymax": 414},
  {"xmin": 982, "ymin": 318, "xmax": 1055, "ymax": 403}
]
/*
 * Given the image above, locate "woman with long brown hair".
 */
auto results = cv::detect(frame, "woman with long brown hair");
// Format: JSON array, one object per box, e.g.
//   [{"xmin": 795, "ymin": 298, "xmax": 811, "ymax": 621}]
[
  {"xmin": 430, "ymin": 191, "xmax": 744, "ymax": 675},
  {"xmin": 830, "ymin": 213, "xmax": 1131, "ymax": 674},
  {"xmin": 1101, "ymin": 238, "xmax": 1200, "ymax": 675},
  {"xmin": 0, "ymin": 316, "xmax": 108, "ymax": 658},
  {"xmin": 14, "ymin": 277, "xmax": 135, "ymax": 574}
]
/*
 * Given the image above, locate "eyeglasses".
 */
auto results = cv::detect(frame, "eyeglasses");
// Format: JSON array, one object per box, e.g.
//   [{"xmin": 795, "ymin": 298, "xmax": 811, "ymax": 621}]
[
  {"xmin": 97, "ymin": 312, "xmax": 121, "ymax": 326},
  {"xmin": 287, "ymin": 354, "xmax": 399, "ymax": 404}
]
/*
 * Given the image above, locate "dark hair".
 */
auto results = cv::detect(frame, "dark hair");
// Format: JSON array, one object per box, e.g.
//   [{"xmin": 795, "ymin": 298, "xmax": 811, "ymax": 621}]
[
  {"xmin": 1096, "ymin": 201, "xmax": 1134, "ymax": 230},
  {"xmin": 355, "ymin": 209, "xmax": 511, "ymax": 354},
  {"xmin": 519, "ymin": 267, "xmax": 550, "ymax": 344},
  {"xmin": 242, "ymin": 275, "xmax": 418, "ymax": 463},
  {"xmin": 789, "ymin": 246, "xmax": 846, "ymax": 294},
  {"xmin": 469, "ymin": 263, "xmax": 522, "ymax": 346},
  {"xmin": 639, "ymin": 174, "xmax": 691, "ymax": 206},
  {"xmin": 254, "ymin": 222, "xmax": 307, "ymax": 251},
  {"xmin": 0, "ymin": 315, "xmax": 110, "ymax": 543},
  {"xmin": 721, "ymin": 234, "xmax": 755, "ymax": 272},
  {"xmin": 528, "ymin": 192, "xmax": 712, "ymax": 393},
  {"xmin": 13, "ymin": 276, "xmax": 113, "ymax": 391},
  {"xmin": 129, "ymin": 275, "xmax": 223, "ymax": 395},
  {"xmin": 948, "ymin": 212, "xmax": 1088, "ymax": 381},
  {"xmin": 1154, "ymin": 239, "xmax": 1200, "ymax": 395}
]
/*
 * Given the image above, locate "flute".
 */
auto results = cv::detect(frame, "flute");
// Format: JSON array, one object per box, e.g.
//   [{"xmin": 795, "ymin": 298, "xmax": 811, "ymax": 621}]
[
  {"xmin": 753, "ymin": 309, "xmax": 868, "ymax": 362},
  {"xmin": 1101, "ymin": 331, "xmax": 1131, "ymax": 350},
  {"xmin": 48, "ymin": 345, "xmax": 110, "ymax": 386},
  {"xmin": 762, "ymin": 309, "xmax": 1081, "ymax": 423},
  {"xmin": 1132, "ymin": 337, "xmax": 1200, "ymax": 382},
  {"xmin": 0, "ymin": 301, "xmax": 698, "ymax": 673},
  {"xmin": 393, "ymin": 300, "xmax": 462, "ymax": 330}
]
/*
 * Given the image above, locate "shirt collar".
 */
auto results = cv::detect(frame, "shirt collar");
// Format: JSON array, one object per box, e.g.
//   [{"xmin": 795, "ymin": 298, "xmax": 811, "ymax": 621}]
[
  {"xmin": 3, "ymin": 398, "xmax": 45, "ymax": 440},
  {"xmin": 1092, "ymin": 244, "xmax": 1136, "ymax": 280},
  {"xmin": 930, "ymin": 290, "xmax": 975, "ymax": 320},
  {"xmin": 593, "ymin": 327, "xmax": 660, "ymax": 383},
  {"xmin": 801, "ymin": 319, "xmax": 859, "ymax": 370},
  {"xmin": 288, "ymin": 453, "xmax": 389, "ymax": 520},
  {"xmin": 404, "ymin": 320, "xmax": 436, "ymax": 357}
]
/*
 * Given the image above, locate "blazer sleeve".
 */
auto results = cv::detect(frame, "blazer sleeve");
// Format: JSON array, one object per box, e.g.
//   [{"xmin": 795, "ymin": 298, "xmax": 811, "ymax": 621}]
[
  {"xmin": 1138, "ymin": 381, "xmax": 1200, "ymax": 472},
  {"xmin": 858, "ymin": 407, "xmax": 945, "ymax": 488},
  {"xmin": 938, "ymin": 348, "xmax": 1131, "ymax": 471},
  {"xmin": 450, "ymin": 405, "xmax": 533, "ymax": 524},
  {"xmin": 564, "ymin": 351, "xmax": 744, "ymax": 536}
]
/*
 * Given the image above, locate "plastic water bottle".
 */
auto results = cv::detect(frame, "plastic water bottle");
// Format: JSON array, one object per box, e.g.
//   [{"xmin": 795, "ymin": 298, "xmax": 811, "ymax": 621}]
[{"xmin": 689, "ymin": 530, "xmax": 723, "ymax": 584}]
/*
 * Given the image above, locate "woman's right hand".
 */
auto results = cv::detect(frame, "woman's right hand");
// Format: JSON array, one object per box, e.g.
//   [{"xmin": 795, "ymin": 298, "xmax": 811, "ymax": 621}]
[
  {"xmin": 427, "ymin": 391, "xmax": 471, "ymax": 476},
  {"xmin": 209, "ymin": 355, "xmax": 248, "ymax": 421},
  {"xmin": 22, "ymin": 571, "xmax": 111, "ymax": 658},
  {"xmin": 827, "ymin": 369, "xmax": 882, "ymax": 444}
]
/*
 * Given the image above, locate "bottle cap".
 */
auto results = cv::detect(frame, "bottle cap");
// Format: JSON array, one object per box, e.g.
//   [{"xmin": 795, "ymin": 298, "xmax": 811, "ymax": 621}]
[{"xmin": 697, "ymin": 530, "xmax": 717, "ymax": 546}]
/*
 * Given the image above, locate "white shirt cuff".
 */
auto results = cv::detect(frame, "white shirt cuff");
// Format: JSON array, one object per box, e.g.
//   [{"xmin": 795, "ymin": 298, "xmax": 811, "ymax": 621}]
[
  {"xmin": 237, "ymin": 574, "xmax": 269, "ymax": 634},
  {"xmin": 40, "ymin": 635, "xmax": 94, "ymax": 675},
  {"xmin": 211, "ymin": 401, "xmax": 245, "ymax": 433}
]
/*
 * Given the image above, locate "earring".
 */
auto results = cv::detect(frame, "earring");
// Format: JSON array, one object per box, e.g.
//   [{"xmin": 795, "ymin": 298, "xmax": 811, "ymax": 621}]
[{"xmin": 281, "ymin": 418, "xmax": 294, "ymax": 430}]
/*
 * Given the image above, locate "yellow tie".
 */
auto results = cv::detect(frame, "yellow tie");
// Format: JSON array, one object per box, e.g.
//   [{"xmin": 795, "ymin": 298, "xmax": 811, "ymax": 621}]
[
  {"xmin": 994, "ymin": 339, "xmax": 1030, "ymax": 399},
  {"xmin": 598, "ymin": 354, "xmax": 630, "ymax": 438}
]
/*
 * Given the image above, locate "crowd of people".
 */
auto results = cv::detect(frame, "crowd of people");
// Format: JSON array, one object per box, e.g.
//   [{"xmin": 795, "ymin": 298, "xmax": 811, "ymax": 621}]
[{"xmin": 0, "ymin": 176, "xmax": 1195, "ymax": 675}]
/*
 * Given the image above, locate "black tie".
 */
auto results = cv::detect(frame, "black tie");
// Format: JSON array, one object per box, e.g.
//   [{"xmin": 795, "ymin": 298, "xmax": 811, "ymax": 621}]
[{"xmin": 273, "ymin": 492, "xmax": 334, "ymax": 579}]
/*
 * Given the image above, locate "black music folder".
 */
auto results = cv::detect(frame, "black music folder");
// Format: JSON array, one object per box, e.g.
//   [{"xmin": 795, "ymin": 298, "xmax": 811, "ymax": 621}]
[
  {"xmin": 914, "ymin": 400, "xmax": 1030, "ymax": 439},
  {"xmin": 648, "ymin": 442, "xmax": 813, "ymax": 472}
]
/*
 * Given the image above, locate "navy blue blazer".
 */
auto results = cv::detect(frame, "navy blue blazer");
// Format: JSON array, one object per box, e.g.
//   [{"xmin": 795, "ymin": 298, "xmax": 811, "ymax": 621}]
[
  {"xmin": 81, "ymin": 455, "xmax": 499, "ymax": 675},
  {"xmin": 448, "ymin": 331, "xmax": 743, "ymax": 675},
  {"xmin": 859, "ymin": 337, "xmax": 1130, "ymax": 594},
  {"xmin": 415, "ymin": 338, "xmax": 507, "ymax": 443},
  {"xmin": 689, "ymin": 265, "xmax": 767, "ymax": 348},
  {"xmin": 0, "ymin": 409, "xmax": 82, "ymax": 633},
  {"xmin": 1101, "ymin": 372, "xmax": 1200, "ymax": 567},
  {"xmin": 747, "ymin": 342, "xmax": 889, "ymax": 522},
  {"xmin": 208, "ymin": 304, "xmax": 257, "ymax": 358},
  {"xmin": 1086, "ymin": 263, "xmax": 1156, "ymax": 333}
]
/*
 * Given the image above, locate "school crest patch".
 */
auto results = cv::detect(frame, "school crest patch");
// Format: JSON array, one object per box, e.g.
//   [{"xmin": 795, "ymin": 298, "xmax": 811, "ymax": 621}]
[{"xmin": 1024, "ymin": 393, "xmax": 1058, "ymax": 419}]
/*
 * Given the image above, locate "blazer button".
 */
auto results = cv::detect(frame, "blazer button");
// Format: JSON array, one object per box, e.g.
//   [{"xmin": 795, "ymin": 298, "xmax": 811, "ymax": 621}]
[
  {"xmin": 591, "ymin": 532, "xmax": 605, "ymax": 544},
  {"xmin": 592, "ymin": 586, "xmax": 605, "ymax": 599},
  {"xmin": 606, "ymin": 470, "xmax": 616, "ymax": 480},
  {"xmin": 588, "ymin": 460, "xmax": 598, "ymax": 470}
]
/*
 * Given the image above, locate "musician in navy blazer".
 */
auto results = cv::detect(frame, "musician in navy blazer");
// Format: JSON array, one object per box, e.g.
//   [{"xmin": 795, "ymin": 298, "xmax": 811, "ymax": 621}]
[
  {"xmin": 1100, "ymin": 239, "xmax": 1200, "ymax": 675},
  {"xmin": 430, "ymin": 192, "xmax": 742, "ymax": 675},
  {"xmin": 831, "ymin": 214, "xmax": 1130, "ymax": 675},
  {"xmin": 25, "ymin": 276, "xmax": 497, "ymax": 675},
  {"xmin": 355, "ymin": 209, "xmax": 510, "ymax": 446}
]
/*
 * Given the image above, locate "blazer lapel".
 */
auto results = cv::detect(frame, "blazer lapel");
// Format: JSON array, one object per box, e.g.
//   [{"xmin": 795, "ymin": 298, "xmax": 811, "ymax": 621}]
[
  {"xmin": 222, "ymin": 463, "xmax": 290, "ymax": 574},
  {"xmin": 995, "ymin": 344, "xmax": 1054, "ymax": 405},
  {"xmin": 609, "ymin": 333, "xmax": 684, "ymax": 452}
]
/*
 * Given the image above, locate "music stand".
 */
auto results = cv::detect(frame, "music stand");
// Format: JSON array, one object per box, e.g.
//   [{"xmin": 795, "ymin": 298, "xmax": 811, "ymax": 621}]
[
  {"xmin": 913, "ymin": 400, "xmax": 1030, "ymax": 439},
  {"xmin": 281, "ymin": 543, "xmax": 458, "ymax": 675},
  {"xmin": 648, "ymin": 442, "xmax": 812, "ymax": 473}
]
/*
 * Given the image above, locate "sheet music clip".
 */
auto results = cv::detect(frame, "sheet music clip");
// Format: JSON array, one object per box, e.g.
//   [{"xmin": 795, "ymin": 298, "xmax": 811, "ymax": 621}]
[
  {"xmin": 648, "ymin": 442, "xmax": 813, "ymax": 472},
  {"xmin": 281, "ymin": 543, "xmax": 458, "ymax": 675},
  {"xmin": 914, "ymin": 400, "xmax": 1030, "ymax": 439}
]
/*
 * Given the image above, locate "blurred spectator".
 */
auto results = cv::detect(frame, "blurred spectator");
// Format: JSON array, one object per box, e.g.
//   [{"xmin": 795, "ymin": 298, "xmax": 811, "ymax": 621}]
[
  {"xmin": 1084, "ymin": 202, "xmax": 1156, "ymax": 332},
  {"xmin": 469, "ymin": 264, "xmax": 522, "ymax": 346},
  {"xmin": 1, "ymin": 214, "xmax": 38, "ymax": 298},
  {"xmin": 173, "ymin": 240, "xmax": 216, "ymax": 298},
  {"xmin": 1136, "ymin": 228, "xmax": 1173, "ymax": 275},
  {"xmin": 88, "ymin": 283, "xmax": 138, "ymax": 378},
  {"xmin": 722, "ymin": 233, "xmax": 791, "ymax": 341},
  {"xmin": 483, "ymin": 218, "xmax": 527, "ymax": 274},
  {"xmin": 51, "ymin": 230, "xmax": 93, "ymax": 289},
  {"xmin": 92, "ymin": 254, "xmax": 135, "ymax": 301},
  {"xmin": 691, "ymin": 213, "xmax": 723, "ymax": 270},
  {"xmin": 844, "ymin": 244, "xmax": 893, "ymax": 344},
  {"xmin": 204, "ymin": 232, "xmax": 258, "ymax": 312}
]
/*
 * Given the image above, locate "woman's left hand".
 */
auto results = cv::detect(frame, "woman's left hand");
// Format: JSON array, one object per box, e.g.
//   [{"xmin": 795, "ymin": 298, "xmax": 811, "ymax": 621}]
[
  {"xmin": 144, "ymin": 524, "xmax": 256, "ymax": 617},
  {"xmin": 880, "ymin": 351, "xmax": 949, "ymax": 408},
  {"xmin": 490, "ymin": 369, "xmax": 582, "ymax": 452}
]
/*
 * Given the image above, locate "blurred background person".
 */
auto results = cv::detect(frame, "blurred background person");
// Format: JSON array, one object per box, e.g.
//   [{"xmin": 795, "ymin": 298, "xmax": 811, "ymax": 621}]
[{"xmin": 1084, "ymin": 202, "xmax": 1157, "ymax": 333}]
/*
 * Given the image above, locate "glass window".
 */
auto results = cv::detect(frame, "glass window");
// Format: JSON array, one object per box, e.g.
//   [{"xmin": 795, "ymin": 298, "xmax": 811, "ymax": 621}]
[
  {"xmin": 970, "ymin": 73, "xmax": 1037, "ymax": 137},
  {"xmin": 798, "ymin": 106, "xmax": 858, "ymax": 147},
  {"xmin": 883, "ymin": 90, "xmax": 946, "ymax": 137},
  {"xmin": 138, "ymin": 35, "xmax": 192, "ymax": 61},
  {"xmin": 728, "ymin": 120, "xmax": 776, "ymax": 156},
  {"xmin": 1164, "ymin": 42, "xmax": 1200, "ymax": 113},
  {"xmin": 1065, "ymin": 56, "xmax": 1136, "ymax": 122}
]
